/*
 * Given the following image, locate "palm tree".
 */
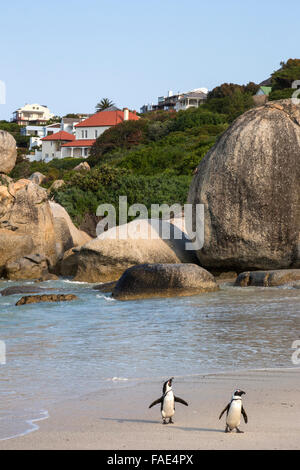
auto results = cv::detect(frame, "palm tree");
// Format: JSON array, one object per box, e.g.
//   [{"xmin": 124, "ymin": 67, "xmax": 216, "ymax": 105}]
[{"xmin": 95, "ymin": 98, "xmax": 115, "ymax": 112}]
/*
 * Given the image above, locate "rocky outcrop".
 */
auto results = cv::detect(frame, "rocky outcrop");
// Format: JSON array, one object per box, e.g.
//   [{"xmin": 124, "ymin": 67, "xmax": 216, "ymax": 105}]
[
  {"xmin": 73, "ymin": 162, "xmax": 90, "ymax": 171},
  {"xmin": 235, "ymin": 269, "xmax": 300, "ymax": 287},
  {"xmin": 112, "ymin": 263, "xmax": 219, "ymax": 300},
  {"xmin": 29, "ymin": 172, "xmax": 47, "ymax": 185},
  {"xmin": 188, "ymin": 100, "xmax": 300, "ymax": 271},
  {"xmin": 16, "ymin": 294, "xmax": 78, "ymax": 306},
  {"xmin": 4, "ymin": 254, "xmax": 50, "ymax": 280},
  {"xmin": 70, "ymin": 217, "xmax": 199, "ymax": 283},
  {"xmin": 1, "ymin": 285, "xmax": 55, "ymax": 296},
  {"xmin": 0, "ymin": 179, "xmax": 58, "ymax": 277},
  {"xmin": 0, "ymin": 130, "xmax": 17, "ymax": 174},
  {"xmin": 0, "ymin": 179, "xmax": 91, "ymax": 280},
  {"xmin": 47, "ymin": 179, "xmax": 65, "ymax": 194},
  {"xmin": 93, "ymin": 281, "xmax": 117, "ymax": 293},
  {"xmin": 49, "ymin": 201, "xmax": 91, "ymax": 260}
]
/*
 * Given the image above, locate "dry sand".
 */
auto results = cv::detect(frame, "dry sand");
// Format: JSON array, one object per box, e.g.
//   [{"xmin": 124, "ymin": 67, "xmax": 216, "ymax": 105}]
[{"xmin": 1, "ymin": 368, "xmax": 300, "ymax": 450}]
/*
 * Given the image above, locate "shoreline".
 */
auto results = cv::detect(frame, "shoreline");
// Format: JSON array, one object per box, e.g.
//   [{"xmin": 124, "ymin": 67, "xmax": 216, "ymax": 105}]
[{"xmin": 1, "ymin": 367, "xmax": 300, "ymax": 450}]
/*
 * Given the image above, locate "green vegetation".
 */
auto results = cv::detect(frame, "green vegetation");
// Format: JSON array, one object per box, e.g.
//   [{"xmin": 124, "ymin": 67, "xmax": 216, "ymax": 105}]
[
  {"xmin": 95, "ymin": 97, "xmax": 115, "ymax": 112},
  {"xmin": 11, "ymin": 60, "xmax": 300, "ymax": 228},
  {"xmin": 0, "ymin": 121, "xmax": 30, "ymax": 148}
]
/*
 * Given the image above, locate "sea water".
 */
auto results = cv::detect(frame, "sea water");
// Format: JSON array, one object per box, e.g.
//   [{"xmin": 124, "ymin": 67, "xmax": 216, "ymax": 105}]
[{"xmin": 0, "ymin": 279, "xmax": 299, "ymax": 440}]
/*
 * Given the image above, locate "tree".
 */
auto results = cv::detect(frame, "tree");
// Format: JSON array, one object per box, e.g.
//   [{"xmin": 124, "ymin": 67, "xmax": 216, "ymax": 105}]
[
  {"xmin": 95, "ymin": 98, "xmax": 115, "ymax": 112},
  {"xmin": 88, "ymin": 119, "xmax": 148, "ymax": 166},
  {"xmin": 271, "ymin": 59, "xmax": 300, "ymax": 90}
]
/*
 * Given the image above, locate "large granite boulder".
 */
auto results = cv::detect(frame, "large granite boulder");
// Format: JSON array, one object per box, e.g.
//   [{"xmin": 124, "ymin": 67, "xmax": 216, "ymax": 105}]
[
  {"xmin": 0, "ymin": 180, "xmax": 91, "ymax": 280},
  {"xmin": 69, "ymin": 217, "xmax": 198, "ymax": 283},
  {"xmin": 188, "ymin": 100, "xmax": 300, "ymax": 271},
  {"xmin": 0, "ymin": 179, "xmax": 58, "ymax": 277},
  {"xmin": 4, "ymin": 254, "xmax": 50, "ymax": 281},
  {"xmin": 29, "ymin": 172, "xmax": 47, "ymax": 185},
  {"xmin": 112, "ymin": 263, "xmax": 219, "ymax": 300},
  {"xmin": 49, "ymin": 201, "xmax": 91, "ymax": 260},
  {"xmin": 0, "ymin": 130, "xmax": 17, "ymax": 174}
]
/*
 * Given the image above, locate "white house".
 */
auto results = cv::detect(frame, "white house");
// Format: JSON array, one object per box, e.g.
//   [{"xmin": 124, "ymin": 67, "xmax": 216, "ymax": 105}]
[
  {"xmin": 61, "ymin": 108, "xmax": 139, "ymax": 158},
  {"xmin": 175, "ymin": 89, "xmax": 208, "ymax": 111},
  {"xmin": 12, "ymin": 103, "xmax": 54, "ymax": 125},
  {"xmin": 140, "ymin": 88, "xmax": 208, "ymax": 113},
  {"xmin": 21, "ymin": 122, "xmax": 61, "ymax": 150},
  {"xmin": 40, "ymin": 131, "xmax": 75, "ymax": 162}
]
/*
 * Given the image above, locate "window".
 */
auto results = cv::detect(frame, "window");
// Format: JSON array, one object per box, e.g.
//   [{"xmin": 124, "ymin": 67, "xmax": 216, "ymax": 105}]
[
  {"xmin": 95, "ymin": 130, "xmax": 98, "ymax": 138},
  {"xmin": 81, "ymin": 130, "xmax": 84, "ymax": 138},
  {"xmin": 85, "ymin": 130, "xmax": 88, "ymax": 138}
]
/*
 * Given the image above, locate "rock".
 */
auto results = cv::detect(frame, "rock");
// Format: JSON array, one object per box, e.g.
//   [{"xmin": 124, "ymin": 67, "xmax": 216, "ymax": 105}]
[
  {"xmin": 215, "ymin": 271, "xmax": 238, "ymax": 280},
  {"xmin": 79, "ymin": 212, "xmax": 101, "ymax": 238},
  {"xmin": 59, "ymin": 247, "xmax": 80, "ymax": 277},
  {"xmin": 0, "ymin": 179, "xmax": 58, "ymax": 277},
  {"xmin": 49, "ymin": 202, "xmax": 91, "ymax": 252},
  {"xmin": 0, "ymin": 285, "xmax": 55, "ymax": 296},
  {"xmin": 47, "ymin": 179, "xmax": 65, "ymax": 194},
  {"xmin": 0, "ymin": 179, "xmax": 91, "ymax": 280},
  {"xmin": 112, "ymin": 263, "xmax": 219, "ymax": 300},
  {"xmin": 0, "ymin": 174, "xmax": 13, "ymax": 185},
  {"xmin": 4, "ymin": 254, "xmax": 50, "ymax": 281},
  {"xmin": 93, "ymin": 281, "xmax": 117, "ymax": 293},
  {"xmin": 29, "ymin": 172, "xmax": 47, "ymax": 185},
  {"xmin": 72, "ymin": 217, "xmax": 199, "ymax": 283},
  {"xmin": 0, "ymin": 130, "xmax": 17, "ymax": 174},
  {"xmin": 235, "ymin": 269, "xmax": 300, "ymax": 287},
  {"xmin": 35, "ymin": 273, "xmax": 59, "ymax": 282},
  {"xmin": 188, "ymin": 99, "xmax": 300, "ymax": 271},
  {"xmin": 73, "ymin": 162, "xmax": 90, "ymax": 171},
  {"xmin": 0, "ymin": 230, "xmax": 34, "ymax": 277},
  {"xmin": 16, "ymin": 293, "xmax": 78, "ymax": 306},
  {"xmin": 49, "ymin": 202, "xmax": 91, "ymax": 270}
]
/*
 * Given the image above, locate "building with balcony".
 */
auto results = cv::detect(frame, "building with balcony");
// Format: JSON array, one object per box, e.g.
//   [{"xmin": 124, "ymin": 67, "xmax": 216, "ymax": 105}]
[
  {"xmin": 12, "ymin": 103, "xmax": 54, "ymax": 125},
  {"xmin": 140, "ymin": 88, "xmax": 208, "ymax": 113}
]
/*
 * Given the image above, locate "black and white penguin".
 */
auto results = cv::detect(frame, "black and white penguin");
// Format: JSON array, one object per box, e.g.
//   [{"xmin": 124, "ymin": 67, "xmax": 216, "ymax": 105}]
[
  {"xmin": 219, "ymin": 389, "xmax": 248, "ymax": 433},
  {"xmin": 149, "ymin": 377, "xmax": 188, "ymax": 424}
]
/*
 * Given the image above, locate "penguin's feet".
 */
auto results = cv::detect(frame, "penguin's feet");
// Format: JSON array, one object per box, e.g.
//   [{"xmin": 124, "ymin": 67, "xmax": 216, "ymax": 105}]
[
  {"xmin": 169, "ymin": 418, "xmax": 174, "ymax": 424},
  {"xmin": 225, "ymin": 426, "xmax": 231, "ymax": 433},
  {"xmin": 236, "ymin": 428, "xmax": 244, "ymax": 433},
  {"xmin": 162, "ymin": 419, "xmax": 168, "ymax": 425}
]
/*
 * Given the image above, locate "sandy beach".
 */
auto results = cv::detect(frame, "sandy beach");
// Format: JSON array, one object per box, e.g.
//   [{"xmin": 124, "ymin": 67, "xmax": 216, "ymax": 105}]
[{"xmin": 1, "ymin": 368, "xmax": 300, "ymax": 450}]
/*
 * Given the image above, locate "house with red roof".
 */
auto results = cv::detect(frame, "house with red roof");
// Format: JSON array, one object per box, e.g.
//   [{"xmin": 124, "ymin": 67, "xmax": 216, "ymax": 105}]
[
  {"xmin": 61, "ymin": 107, "xmax": 139, "ymax": 158},
  {"xmin": 41, "ymin": 130, "xmax": 75, "ymax": 162}
]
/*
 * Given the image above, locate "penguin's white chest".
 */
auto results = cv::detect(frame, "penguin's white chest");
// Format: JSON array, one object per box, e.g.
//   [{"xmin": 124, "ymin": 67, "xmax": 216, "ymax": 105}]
[
  {"xmin": 226, "ymin": 400, "xmax": 242, "ymax": 429},
  {"xmin": 162, "ymin": 392, "xmax": 175, "ymax": 418}
]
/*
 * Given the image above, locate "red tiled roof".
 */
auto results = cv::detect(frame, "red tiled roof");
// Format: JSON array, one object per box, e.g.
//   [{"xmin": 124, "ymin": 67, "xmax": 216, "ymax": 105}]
[
  {"xmin": 61, "ymin": 139, "xmax": 96, "ymax": 147},
  {"xmin": 41, "ymin": 130, "xmax": 75, "ymax": 141},
  {"xmin": 75, "ymin": 110, "xmax": 139, "ymax": 128}
]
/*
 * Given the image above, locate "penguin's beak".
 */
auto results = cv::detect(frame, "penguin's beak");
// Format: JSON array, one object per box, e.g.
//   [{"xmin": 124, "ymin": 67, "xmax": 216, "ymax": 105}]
[
  {"xmin": 168, "ymin": 377, "xmax": 174, "ymax": 386},
  {"xmin": 241, "ymin": 391, "xmax": 246, "ymax": 395}
]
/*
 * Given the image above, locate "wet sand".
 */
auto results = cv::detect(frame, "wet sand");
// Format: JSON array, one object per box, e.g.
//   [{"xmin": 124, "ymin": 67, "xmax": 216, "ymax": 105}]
[{"xmin": 1, "ymin": 368, "xmax": 300, "ymax": 450}]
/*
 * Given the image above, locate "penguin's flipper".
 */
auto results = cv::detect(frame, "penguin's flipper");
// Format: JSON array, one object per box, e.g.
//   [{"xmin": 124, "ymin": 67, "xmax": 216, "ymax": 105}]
[
  {"xmin": 241, "ymin": 406, "xmax": 248, "ymax": 424},
  {"xmin": 149, "ymin": 397, "xmax": 163, "ymax": 408},
  {"xmin": 174, "ymin": 396, "xmax": 188, "ymax": 406},
  {"xmin": 219, "ymin": 403, "xmax": 230, "ymax": 420}
]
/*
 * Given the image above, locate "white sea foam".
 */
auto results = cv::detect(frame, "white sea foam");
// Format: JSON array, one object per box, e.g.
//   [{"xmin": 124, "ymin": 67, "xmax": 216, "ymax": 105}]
[
  {"xmin": 62, "ymin": 279, "xmax": 91, "ymax": 285},
  {"xmin": 96, "ymin": 294, "xmax": 115, "ymax": 302},
  {"xmin": 0, "ymin": 410, "xmax": 49, "ymax": 441},
  {"xmin": 107, "ymin": 377, "xmax": 129, "ymax": 382}
]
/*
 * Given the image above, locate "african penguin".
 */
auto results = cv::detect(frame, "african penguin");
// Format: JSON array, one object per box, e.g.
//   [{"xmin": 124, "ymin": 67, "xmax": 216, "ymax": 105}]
[
  {"xmin": 219, "ymin": 389, "xmax": 248, "ymax": 433},
  {"xmin": 149, "ymin": 377, "xmax": 188, "ymax": 424}
]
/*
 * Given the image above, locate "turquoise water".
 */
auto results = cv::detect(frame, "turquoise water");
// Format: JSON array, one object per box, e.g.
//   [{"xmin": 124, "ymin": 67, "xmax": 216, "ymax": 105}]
[{"xmin": 0, "ymin": 279, "xmax": 299, "ymax": 440}]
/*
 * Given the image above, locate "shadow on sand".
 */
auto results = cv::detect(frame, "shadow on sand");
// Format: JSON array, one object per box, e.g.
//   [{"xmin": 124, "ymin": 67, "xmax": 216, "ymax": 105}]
[{"xmin": 100, "ymin": 417, "xmax": 223, "ymax": 433}]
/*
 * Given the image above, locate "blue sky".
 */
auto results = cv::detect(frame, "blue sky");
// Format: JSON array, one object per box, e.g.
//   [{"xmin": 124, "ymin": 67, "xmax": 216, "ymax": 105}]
[{"xmin": 1, "ymin": 0, "xmax": 300, "ymax": 120}]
